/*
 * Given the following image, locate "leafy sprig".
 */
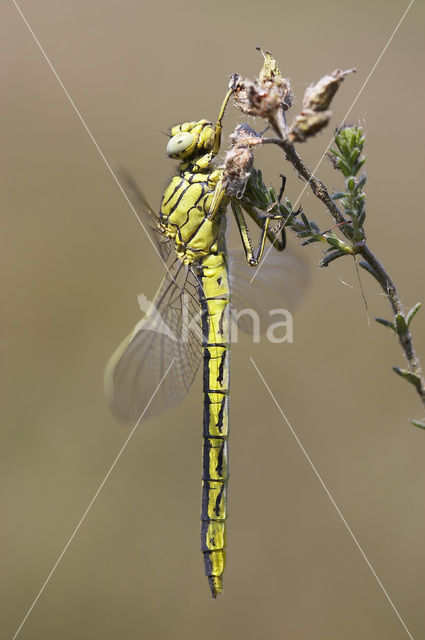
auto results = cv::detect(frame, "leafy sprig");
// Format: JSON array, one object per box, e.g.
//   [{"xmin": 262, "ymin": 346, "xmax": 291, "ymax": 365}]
[{"xmin": 229, "ymin": 51, "xmax": 425, "ymax": 425}]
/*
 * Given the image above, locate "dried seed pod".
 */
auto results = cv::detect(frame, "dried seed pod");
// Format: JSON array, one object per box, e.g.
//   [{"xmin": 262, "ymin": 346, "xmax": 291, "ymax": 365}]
[
  {"xmin": 303, "ymin": 68, "xmax": 356, "ymax": 112},
  {"xmin": 289, "ymin": 110, "xmax": 332, "ymax": 143},
  {"xmin": 289, "ymin": 69, "xmax": 356, "ymax": 142}
]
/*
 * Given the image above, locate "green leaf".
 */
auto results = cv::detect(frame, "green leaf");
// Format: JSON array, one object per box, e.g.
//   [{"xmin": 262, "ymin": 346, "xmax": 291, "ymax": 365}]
[
  {"xmin": 320, "ymin": 250, "xmax": 346, "ymax": 267},
  {"xmin": 393, "ymin": 367, "xmax": 422, "ymax": 389},
  {"xmin": 406, "ymin": 302, "xmax": 422, "ymax": 327},
  {"xmin": 347, "ymin": 177, "xmax": 355, "ymax": 192},
  {"xmin": 332, "ymin": 191, "xmax": 348, "ymax": 200},
  {"xmin": 375, "ymin": 317, "xmax": 396, "ymax": 331},
  {"xmin": 338, "ymin": 161, "xmax": 354, "ymax": 178},
  {"xmin": 334, "ymin": 137, "xmax": 346, "ymax": 154},
  {"xmin": 346, "ymin": 130, "xmax": 355, "ymax": 148},
  {"xmin": 300, "ymin": 212, "xmax": 310, "ymax": 228},
  {"xmin": 283, "ymin": 198, "xmax": 293, "ymax": 214},
  {"xmin": 301, "ymin": 237, "xmax": 319, "ymax": 246},
  {"xmin": 326, "ymin": 236, "xmax": 340, "ymax": 248},
  {"xmin": 309, "ymin": 221, "xmax": 321, "ymax": 233},
  {"xmin": 412, "ymin": 419, "xmax": 425, "ymax": 429},
  {"xmin": 349, "ymin": 147, "xmax": 361, "ymax": 165},
  {"xmin": 357, "ymin": 209, "xmax": 366, "ymax": 227},
  {"xmin": 357, "ymin": 157, "xmax": 366, "ymax": 171},
  {"xmin": 355, "ymin": 175, "xmax": 367, "ymax": 193},
  {"xmin": 395, "ymin": 313, "xmax": 408, "ymax": 334},
  {"xmin": 297, "ymin": 230, "xmax": 313, "ymax": 238},
  {"xmin": 342, "ymin": 222, "xmax": 354, "ymax": 235},
  {"xmin": 277, "ymin": 202, "xmax": 289, "ymax": 214}
]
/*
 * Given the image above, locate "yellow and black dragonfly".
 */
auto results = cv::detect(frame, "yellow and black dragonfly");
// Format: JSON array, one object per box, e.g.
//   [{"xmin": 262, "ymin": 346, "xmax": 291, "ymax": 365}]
[{"xmin": 105, "ymin": 87, "xmax": 308, "ymax": 597}]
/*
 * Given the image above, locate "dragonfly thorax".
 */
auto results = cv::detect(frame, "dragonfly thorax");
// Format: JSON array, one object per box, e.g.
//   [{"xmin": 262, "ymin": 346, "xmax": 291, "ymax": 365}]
[{"xmin": 159, "ymin": 167, "xmax": 227, "ymax": 265}]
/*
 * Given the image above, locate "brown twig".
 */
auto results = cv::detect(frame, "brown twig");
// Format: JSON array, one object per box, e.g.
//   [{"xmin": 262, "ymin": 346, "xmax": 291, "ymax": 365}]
[{"xmin": 267, "ymin": 133, "xmax": 425, "ymax": 410}]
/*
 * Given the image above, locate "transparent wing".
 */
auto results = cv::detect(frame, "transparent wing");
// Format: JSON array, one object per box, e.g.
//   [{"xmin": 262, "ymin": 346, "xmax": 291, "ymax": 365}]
[
  {"xmin": 105, "ymin": 259, "xmax": 202, "ymax": 421},
  {"xmin": 117, "ymin": 167, "xmax": 172, "ymax": 261},
  {"xmin": 228, "ymin": 247, "xmax": 310, "ymax": 333}
]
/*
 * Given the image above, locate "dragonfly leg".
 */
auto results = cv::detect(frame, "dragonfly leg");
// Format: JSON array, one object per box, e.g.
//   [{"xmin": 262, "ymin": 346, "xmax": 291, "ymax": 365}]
[
  {"xmin": 245, "ymin": 200, "xmax": 287, "ymax": 252},
  {"xmin": 206, "ymin": 175, "xmax": 228, "ymax": 221},
  {"xmin": 211, "ymin": 87, "xmax": 234, "ymax": 157},
  {"xmin": 231, "ymin": 200, "xmax": 286, "ymax": 266},
  {"xmin": 277, "ymin": 174, "xmax": 287, "ymax": 203}
]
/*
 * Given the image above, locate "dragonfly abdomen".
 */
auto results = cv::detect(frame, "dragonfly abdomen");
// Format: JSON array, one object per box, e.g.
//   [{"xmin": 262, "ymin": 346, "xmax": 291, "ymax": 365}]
[{"xmin": 197, "ymin": 251, "xmax": 230, "ymax": 598}]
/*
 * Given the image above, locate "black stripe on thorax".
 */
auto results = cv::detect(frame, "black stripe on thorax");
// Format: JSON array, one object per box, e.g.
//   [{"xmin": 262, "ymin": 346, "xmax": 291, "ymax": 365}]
[
  {"xmin": 179, "ymin": 182, "xmax": 207, "ymax": 230},
  {"xmin": 162, "ymin": 177, "xmax": 185, "ymax": 208},
  {"xmin": 166, "ymin": 182, "xmax": 189, "ymax": 216}
]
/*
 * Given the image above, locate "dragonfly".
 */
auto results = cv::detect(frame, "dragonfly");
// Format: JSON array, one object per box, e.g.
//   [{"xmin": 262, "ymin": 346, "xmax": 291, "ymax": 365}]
[{"xmin": 105, "ymin": 87, "xmax": 308, "ymax": 597}]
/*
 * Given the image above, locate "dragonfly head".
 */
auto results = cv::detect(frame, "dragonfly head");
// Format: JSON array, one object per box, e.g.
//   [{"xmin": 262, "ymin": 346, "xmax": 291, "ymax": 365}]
[{"xmin": 166, "ymin": 119, "xmax": 215, "ymax": 160}]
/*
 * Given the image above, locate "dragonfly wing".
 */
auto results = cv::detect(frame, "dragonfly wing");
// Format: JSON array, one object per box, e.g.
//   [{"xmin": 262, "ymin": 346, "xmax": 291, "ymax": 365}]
[
  {"xmin": 117, "ymin": 167, "xmax": 172, "ymax": 262},
  {"xmin": 105, "ymin": 259, "xmax": 202, "ymax": 421},
  {"xmin": 228, "ymin": 247, "xmax": 310, "ymax": 333}
]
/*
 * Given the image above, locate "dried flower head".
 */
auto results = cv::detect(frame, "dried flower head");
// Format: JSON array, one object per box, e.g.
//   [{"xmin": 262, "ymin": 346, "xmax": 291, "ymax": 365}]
[
  {"xmin": 257, "ymin": 48, "xmax": 293, "ymax": 110},
  {"xmin": 224, "ymin": 123, "xmax": 262, "ymax": 198},
  {"xmin": 231, "ymin": 50, "xmax": 293, "ymax": 123}
]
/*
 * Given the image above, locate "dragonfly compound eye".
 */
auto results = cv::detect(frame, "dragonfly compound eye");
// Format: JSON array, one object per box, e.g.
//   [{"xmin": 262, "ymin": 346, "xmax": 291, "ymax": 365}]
[{"xmin": 166, "ymin": 131, "xmax": 195, "ymax": 158}]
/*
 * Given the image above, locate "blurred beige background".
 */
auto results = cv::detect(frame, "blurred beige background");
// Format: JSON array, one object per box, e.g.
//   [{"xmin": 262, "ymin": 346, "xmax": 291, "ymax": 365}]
[{"xmin": 1, "ymin": 1, "xmax": 425, "ymax": 638}]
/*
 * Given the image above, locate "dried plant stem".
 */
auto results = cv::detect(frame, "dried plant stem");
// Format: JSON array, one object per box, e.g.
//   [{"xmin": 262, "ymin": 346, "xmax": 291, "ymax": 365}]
[
  {"xmin": 268, "ymin": 134, "xmax": 425, "ymax": 410},
  {"xmin": 357, "ymin": 245, "xmax": 425, "ymax": 404},
  {"xmin": 263, "ymin": 137, "xmax": 347, "ymax": 229}
]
